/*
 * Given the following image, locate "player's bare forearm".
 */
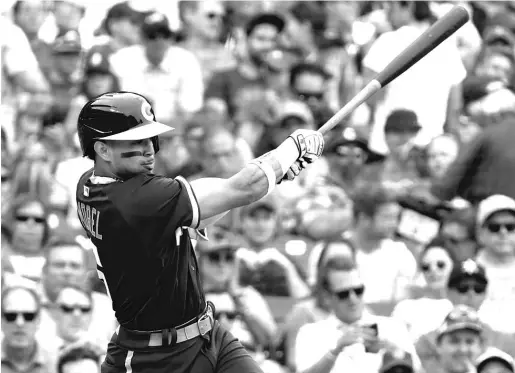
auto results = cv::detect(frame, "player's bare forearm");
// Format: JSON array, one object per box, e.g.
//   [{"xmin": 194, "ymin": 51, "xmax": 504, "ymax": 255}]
[{"xmin": 190, "ymin": 155, "xmax": 285, "ymax": 221}]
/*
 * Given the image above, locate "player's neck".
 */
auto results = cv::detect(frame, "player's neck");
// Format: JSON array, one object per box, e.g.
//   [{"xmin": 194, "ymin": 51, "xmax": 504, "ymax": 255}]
[{"xmin": 93, "ymin": 163, "xmax": 122, "ymax": 181}]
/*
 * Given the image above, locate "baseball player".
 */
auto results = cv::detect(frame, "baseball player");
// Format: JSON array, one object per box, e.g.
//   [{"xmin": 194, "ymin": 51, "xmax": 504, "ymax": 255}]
[{"xmin": 75, "ymin": 91, "xmax": 324, "ymax": 373}]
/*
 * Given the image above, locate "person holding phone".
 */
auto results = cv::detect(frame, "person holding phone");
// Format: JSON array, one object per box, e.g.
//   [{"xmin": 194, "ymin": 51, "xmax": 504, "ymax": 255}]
[{"xmin": 294, "ymin": 256, "xmax": 420, "ymax": 373}]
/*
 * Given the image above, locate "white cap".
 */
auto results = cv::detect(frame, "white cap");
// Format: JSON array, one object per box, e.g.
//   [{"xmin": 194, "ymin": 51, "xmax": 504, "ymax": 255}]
[
  {"xmin": 476, "ymin": 194, "xmax": 515, "ymax": 227},
  {"xmin": 476, "ymin": 347, "xmax": 514, "ymax": 373}
]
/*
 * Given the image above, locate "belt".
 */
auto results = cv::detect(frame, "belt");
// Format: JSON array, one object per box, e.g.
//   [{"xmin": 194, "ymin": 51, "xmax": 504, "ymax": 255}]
[{"xmin": 116, "ymin": 304, "xmax": 214, "ymax": 348}]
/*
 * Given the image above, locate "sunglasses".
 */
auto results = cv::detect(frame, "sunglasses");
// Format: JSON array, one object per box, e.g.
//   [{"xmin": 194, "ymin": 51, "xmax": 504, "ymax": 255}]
[
  {"xmin": 3, "ymin": 312, "xmax": 37, "ymax": 322},
  {"xmin": 333, "ymin": 285, "xmax": 365, "ymax": 301},
  {"xmin": 443, "ymin": 235, "xmax": 467, "ymax": 246},
  {"xmin": 59, "ymin": 305, "xmax": 92, "ymax": 314},
  {"xmin": 15, "ymin": 215, "xmax": 45, "ymax": 224},
  {"xmin": 206, "ymin": 251, "xmax": 235, "ymax": 263},
  {"xmin": 453, "ymin": 283, "xmax": 487, "ymax": 294},
  {"xmin": 421, "ymin": 260, "xmax": 447, "ymax": 272},
  {"xmin": 486, "ymin": 222, "xmax": 515, "ymax": 233}
]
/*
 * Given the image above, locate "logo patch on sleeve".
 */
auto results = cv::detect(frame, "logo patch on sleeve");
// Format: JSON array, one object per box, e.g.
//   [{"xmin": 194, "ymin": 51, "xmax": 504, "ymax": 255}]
[{"xmin": 84, "ymin": 186, "xmax": 90, "ymax": 197}]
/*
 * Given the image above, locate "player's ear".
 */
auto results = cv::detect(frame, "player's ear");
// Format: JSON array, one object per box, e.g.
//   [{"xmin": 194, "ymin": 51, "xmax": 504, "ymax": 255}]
[{"xmin": 93, "ymin": 141, "xmax": 112, "ymax": 162}]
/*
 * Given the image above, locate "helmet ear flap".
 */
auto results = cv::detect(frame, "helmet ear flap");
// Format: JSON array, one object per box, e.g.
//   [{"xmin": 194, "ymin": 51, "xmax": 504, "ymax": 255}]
[{"xmin": 151, "ymin": 136, "xmax": 159, "ymax": 154}]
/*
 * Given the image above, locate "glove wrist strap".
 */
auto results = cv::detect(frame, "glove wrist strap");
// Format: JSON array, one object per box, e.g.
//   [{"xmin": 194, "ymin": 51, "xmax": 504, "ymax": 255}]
[{"xmin": 274, "ymin": 137, "xmax": 301, "ymax": 175}]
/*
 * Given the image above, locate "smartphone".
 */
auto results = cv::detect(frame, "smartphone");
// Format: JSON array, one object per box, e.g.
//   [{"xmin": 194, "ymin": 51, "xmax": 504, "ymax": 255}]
[{"xmin": 363, "ymin": 323, "xmax": 379, "ymax": 353}]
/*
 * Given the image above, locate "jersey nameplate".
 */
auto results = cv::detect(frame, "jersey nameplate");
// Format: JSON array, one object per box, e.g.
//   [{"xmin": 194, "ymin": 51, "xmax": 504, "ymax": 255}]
[{"xmin": 77, "ymin": 202, "xmax": 103, "ymax": 240}]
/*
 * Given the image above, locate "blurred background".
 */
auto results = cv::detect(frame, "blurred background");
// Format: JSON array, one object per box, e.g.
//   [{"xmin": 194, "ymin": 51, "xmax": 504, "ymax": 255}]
[{"xmin": 2, "ymin": 1, "xmax": 515, "ymax": 373}]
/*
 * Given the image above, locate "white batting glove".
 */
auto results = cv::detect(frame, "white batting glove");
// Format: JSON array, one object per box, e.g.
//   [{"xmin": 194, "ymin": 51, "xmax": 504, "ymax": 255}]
[{"xmin": 289, "ymin": 129, "xmax": 325, "ymax": 163}]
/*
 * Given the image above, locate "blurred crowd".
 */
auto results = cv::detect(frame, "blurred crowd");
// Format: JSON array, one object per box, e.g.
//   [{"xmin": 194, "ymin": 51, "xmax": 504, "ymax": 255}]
[{"xmin": 2, "ymin": 1, "xmax": 515, "ymax": 373}]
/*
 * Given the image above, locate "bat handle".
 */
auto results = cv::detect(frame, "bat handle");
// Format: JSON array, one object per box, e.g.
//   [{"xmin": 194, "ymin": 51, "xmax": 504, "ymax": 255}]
[{"xmin": 318, "ymin": 80, "xmax": 382, "ymax": 135}]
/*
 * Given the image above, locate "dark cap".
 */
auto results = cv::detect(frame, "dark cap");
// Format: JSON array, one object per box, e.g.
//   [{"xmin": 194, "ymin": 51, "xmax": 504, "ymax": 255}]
[
  {"xmin": 447, "ymin": 259, "xmax": 488, "ymax": 288},
  {"xmin": 326, "ymin": 127, "xmax": 369, "ymax": 154},
  {"xmin": 437, "ymin": 305, "xmax": 484, "ymax": 338},
  {"xmin": 52, "ymin": 30, "xmax": 82, "ymax": 54},
  {"xmin": 290, "ymin": 62, "xmax": 332, "ymax": 81},
  {"xmin": 379, "ymin": 349, "xmax": 414, "ymax": 373},
  {"xmin": 384, "ymin": 109, "xmax": 421, "ymax": 134},
  {"xmin": 196, "ymin": 227, "xmax": 243, "ymax": 253},
  {"xmin": 141, "ymin": 12, "xmax": 174, "ymax": 39},
  {"xmin": 241, "ymin": 193, "xmax": 280, "ymax": 216},
  {"xmin": 245, "ymin": 12, "xmax": 285, "ymax": 36},
  {"xmin": 103, "ymin": 1, "xmax": 143, "ymax": 34},
  {"xmin": 85, "ymin": 51, "xmax": 110, "ymax": 75}
]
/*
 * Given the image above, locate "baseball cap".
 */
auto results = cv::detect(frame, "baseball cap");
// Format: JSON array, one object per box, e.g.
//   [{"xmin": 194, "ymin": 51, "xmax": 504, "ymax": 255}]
[
  {"xmin": 437, "ymin": 305, "xmax": 484, "ymax": 339},
  {"xmin": 290, "ymin": 62, "xmax": 332, "ymax": 81},
  {"xmin": 245, "ymin": 12, "xmax": 285, "ymax": 36},
  {"xmin": 52, "ymin": 30, "xmax": 82, "ymax": 54},
  {"xmin": 379, "ymin": 349, "xmax": 414, "ymax": 373},
  {"xmin": 476, "ymin": 194, "xmax": 515, "ymax": 227},
  {"xmin": 85, "ymin": 52, "xmax": 110, "ymax": 75},
  {"xmin": 195, "ymin": 227, "xmax": 243, "ymax": 253},
  {"xmin": 241, "ymin": 193, "xmax": 280, "ymax": 217},
  {"xmin": 384, "ymin": 109, "xmax": 421, "ymax": 134},
  {"xmin": 326, "ymin": 127, "xmax": 369, "ymax": 153},
  {"xmin": 476, "ymin": 348, "xmax": 515, "ymax": 373},
  {"xmin": 103, "ymin": 1, "xmax": 143, "ymax": 34},
  {"xmin": 141, "ymin": 12, "xmax": 174, "ymax": 39},
  {"xmin": 276, "ymin": 100, "xmax": 314, "ymax": 125},
  {"xmin": 447, "ymin": 259, "xmax": 488, "ymax": 288}
]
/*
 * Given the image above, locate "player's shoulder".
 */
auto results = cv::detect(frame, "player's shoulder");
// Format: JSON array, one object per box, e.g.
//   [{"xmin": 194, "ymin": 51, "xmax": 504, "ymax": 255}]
[{"xmin": 76, "ymin": 168, "xmax": 95, "ymax": 190}]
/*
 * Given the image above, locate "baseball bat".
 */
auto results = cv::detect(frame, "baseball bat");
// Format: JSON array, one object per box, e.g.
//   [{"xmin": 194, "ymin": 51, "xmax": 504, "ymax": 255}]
[{"xmin": 318, "ymin": 5, "xmax": 469, "ymax": 135}]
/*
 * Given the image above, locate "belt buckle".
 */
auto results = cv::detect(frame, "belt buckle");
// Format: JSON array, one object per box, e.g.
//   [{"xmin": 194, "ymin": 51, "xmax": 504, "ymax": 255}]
[{"xmin": 197, "ymin": 310, "xmax": 213, "ymax": 337}]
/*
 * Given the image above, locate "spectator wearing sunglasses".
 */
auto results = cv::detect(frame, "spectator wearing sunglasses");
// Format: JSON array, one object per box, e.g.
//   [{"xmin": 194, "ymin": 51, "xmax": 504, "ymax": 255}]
[
  {"xmin": 197, "ymin": 227, "xmax": 277, "ymax": 355},
  {"xmin": 47, "ymin": 285, "xmax": 103, "ymax": 355},
  {"xmin": 1, "ymin": 195, "xmax": 50, "ymax": 282},
  {"xmin": 294, "ymin": 256, "xmax": 419, "ymax": 373},
  {"xmin": 392, "ymin": 237, "xmax": 456, "ymax": 340},
  {"xmin": 289, "ymin": 62, "xmax": 335, "ymax": 128},
  {"xmin": 415, "ymin": 259, "xmax": 515, "ymax": 372},
  {"xmin": 475, "ymin": 195, "xmax": 515, "ymax": 333},
  {"xmin": 1, "ymin": 286, "xmax": 53, "ymax": 373},
  {"xmin": 178, "ymin": 0, "xmax": 236, "ymax": 84}
]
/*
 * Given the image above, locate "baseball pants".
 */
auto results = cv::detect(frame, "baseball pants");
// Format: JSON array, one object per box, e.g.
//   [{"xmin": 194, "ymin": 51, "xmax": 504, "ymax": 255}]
[{"xmin": 101, "ymin": 320, "xmax": 264, "ymax": 373}]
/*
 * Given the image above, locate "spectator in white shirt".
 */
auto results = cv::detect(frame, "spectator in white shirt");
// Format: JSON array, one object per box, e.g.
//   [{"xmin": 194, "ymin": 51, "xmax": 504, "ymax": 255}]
[
  {"xmin": 475, "ymin": 195, "xmax": 515, "ymax": 333},
  {"xmin": 347, "ymin": 184, "xmax": 417, "ymax": 304},
  {"xmin": 109, "ymin": 11, "xmax": 203, "ymax": 131},
  {"xmin": 294, "ymin": 256, "xmax": 419, "ymax": 373},
  {"xmin": 362, "ymin": 1, "xmax": 466, "ymax": 154}
]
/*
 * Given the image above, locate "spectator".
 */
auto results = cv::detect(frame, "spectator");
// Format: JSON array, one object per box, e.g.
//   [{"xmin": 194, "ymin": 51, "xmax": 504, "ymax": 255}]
[
  {"xmin": 391, "ymin": 237, "xmax": 456, "ymax": 340},
  {"xmin": 378, "ymin": 348, "xmax": 415, "ymax": 373},
  {"xmin": 236, "ymin": 193, "xmax": 311, "ymax": 299},
  {"xmin": 431, "ymin": 114, "xmax": 515, "ymax": 204},
  {"xmin": 434, "ymin": 305, "xmax": 485, "ymax": 373},
  {"xmin": 439, "ymin": 206, "xmax": 478, "ymax": 262},
  {"xmin": 288, "ymin": 62, "xmax": 335, "ymax": 128},
  {"xmin": 198, "ymin": 227, "xmax": 277, "ymax": 352},
  {"xmin": 476, "ymin": 348, "xmax": 515, "ymax": 373},
  {"xmin": 43, "ymin": 30, "xmax": 84, "ymax": 127},
  {"xmin": 1, "ymin": 286, "xmax": 54, "ymax": 373},
  {"xmin": 283, "ymin": 239, "xmax": 356, "ymax": 372},
  {"xmin": 109, "ymin": 11, "xmax": 204, "ymax": 129},
  {"xmin": 363, "ymin": 1, "xmax": 466, "ymax": 154},
  {"xmin": 47, "ymin": 285, "xmax": 105, "ymax": 353},
  {"xmin": 37, "ymin": 239, "xmax": 116, "ymax": 348},
  {"xmin": 475, "ymin": 195, "xmax": 515, "ymax": 333},
  {"xmin": 294, "ymin": 256, "xmax": 419, "ymax": 373},
  {"xmin": 347, "ymin": 184, "xmax": 417, "ymax": 305},
  {"xmin": 88, "ymin": 1, "xmax": 143, "ymax": 60},
  {"xmin": 2, "ymin": 195, "xmax": 50, "ymax": 282},
  {"xmin": 425, "ymin": 134, "xmax": 460, "ymax": 183},
  {"xmin": 205, "ymin": 11, "xmax": 285, "ymax": 118},
  {"xmin": 179, "ymin": 0, "xmax": 236, "ymax": 83},
  {"xmin": 57, "ymin": 344, "xmax": 102, "ymax": 373}
]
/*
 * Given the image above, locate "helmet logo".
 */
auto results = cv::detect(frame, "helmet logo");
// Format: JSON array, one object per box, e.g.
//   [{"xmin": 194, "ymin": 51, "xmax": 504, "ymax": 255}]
[{"xmin": 141, "ymin": 101, "xmax": 154, "ymax": 121}]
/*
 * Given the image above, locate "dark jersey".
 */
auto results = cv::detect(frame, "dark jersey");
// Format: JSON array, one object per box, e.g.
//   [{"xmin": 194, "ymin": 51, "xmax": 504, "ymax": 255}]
[{"xmin": 76, "ymin": 169, "xmax": 205, "ymax": 331}]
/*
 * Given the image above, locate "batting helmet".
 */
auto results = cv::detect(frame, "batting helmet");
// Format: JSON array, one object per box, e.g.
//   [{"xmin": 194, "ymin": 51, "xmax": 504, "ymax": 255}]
[{"xmin": 77, "ymin": 91, "xmax": 173, "ymax": 159}]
